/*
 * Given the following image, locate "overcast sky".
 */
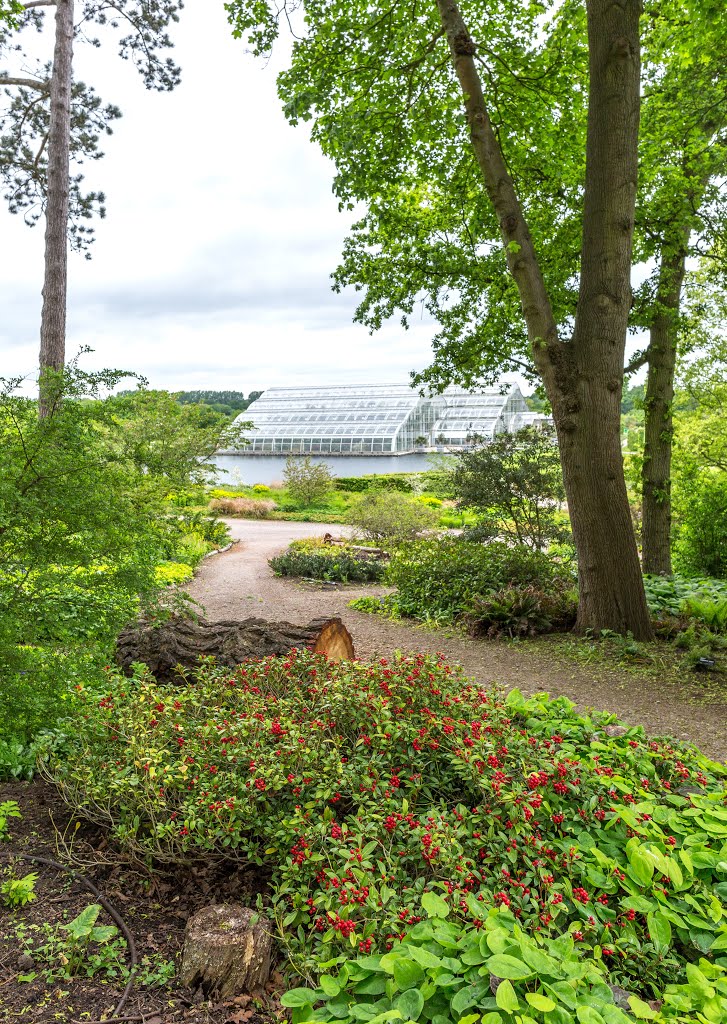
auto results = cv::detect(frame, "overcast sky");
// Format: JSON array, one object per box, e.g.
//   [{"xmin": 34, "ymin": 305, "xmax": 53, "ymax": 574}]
[{"xmin": 1, "ymin": 3, "xmax": 444, "ymax": 394}]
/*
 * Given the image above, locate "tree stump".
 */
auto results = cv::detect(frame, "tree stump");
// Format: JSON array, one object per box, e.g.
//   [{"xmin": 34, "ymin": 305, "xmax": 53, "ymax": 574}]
[
  {"xmin": 116, "ymin": 614, "xmax": 354, "ymax": 681},
  {"xmin": 179, "ymin": 904, "xmax": 272, "ymax": 998}
]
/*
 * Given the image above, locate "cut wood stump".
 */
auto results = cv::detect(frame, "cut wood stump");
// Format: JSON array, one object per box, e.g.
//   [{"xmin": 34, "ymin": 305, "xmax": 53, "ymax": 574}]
[
  {"xmin": 116, "ymin": 614, "xmax": 354, "ymax": 681},
  {"xmin": 179, "ymin": 904, "xmax": 272, "ymax": 998}
]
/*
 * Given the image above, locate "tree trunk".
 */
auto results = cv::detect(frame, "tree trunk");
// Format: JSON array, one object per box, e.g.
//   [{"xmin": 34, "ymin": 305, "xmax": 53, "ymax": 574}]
[
  {"xmin": 180, "ymin": 905, "xmax": 272, "ymax": 998},
  {"xmin": 116, "ymin": 615, "xmax": 355, "ymax": 681},
  {"xmin": 562, "ymin": 0, "xmax": 651, "ymax": 637},
  {"xmin": 39, "ymin": 0, "xmax": 74, "ymax": 411},
  {"xmin": 436, "ymin": 0, "xmax": 652, "ymax": 638},
  {"xmin": 641, "ymin": 239, "xmax": 689, "ymax": 576}
]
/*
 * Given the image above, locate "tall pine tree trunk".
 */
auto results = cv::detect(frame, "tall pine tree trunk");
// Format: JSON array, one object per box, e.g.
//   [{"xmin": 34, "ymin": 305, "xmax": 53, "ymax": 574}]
[
  {"xmin": 39, "ymin": 0, "xmax": 74, "ymax": 412},
  {"xmin": 436, "ymin": 0, "xmax": 652, "ymax": 638},
  {"xmin": 641, "ymin": 241, "xmax": 688, "ymax": 575}
]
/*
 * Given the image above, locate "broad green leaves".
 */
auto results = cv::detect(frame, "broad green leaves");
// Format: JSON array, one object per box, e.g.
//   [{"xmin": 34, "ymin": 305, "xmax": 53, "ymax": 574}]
[
  {"xmin": 282, "ymin": 894, "xmax": 727, "ymax": 1024},
  {"xmin": 485, "ymin": 954, "xmax": 533, "ymax": 980},
  {"xmin": 421, "ymin": 892, "xmax": 450, "ymax": 919}
]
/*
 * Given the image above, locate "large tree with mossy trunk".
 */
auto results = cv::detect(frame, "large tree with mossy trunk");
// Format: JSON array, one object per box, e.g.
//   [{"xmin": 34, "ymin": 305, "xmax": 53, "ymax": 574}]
[{"xmin": 227, "ymin": 0, "xmax": 653, "ymax": 637}]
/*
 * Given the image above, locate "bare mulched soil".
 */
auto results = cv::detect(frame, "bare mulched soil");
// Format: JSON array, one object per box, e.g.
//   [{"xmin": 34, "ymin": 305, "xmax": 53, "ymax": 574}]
[
  {"xmin": 0, "ymin": 781, "xmax": 278, "ymax": 1024},
  {"xmin": 189, "ymin": 519, "xmax": 727, "ymax": 762}
]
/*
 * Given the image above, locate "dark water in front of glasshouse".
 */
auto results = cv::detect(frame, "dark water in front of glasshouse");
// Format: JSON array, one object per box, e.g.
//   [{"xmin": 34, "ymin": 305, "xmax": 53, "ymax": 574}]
[{"xmin": 212, "ymin": 453, "xmax": 447, "ymax": 487}]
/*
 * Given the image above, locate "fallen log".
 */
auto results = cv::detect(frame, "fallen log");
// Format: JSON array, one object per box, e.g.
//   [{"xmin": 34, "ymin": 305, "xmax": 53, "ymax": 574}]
[
  {"xmin": 179, "ymin": 904, "xmax": 272, "ymax": 998},
  {"xmin": 322, "ymin": 533, "xmax": 389, "ymax": 559},
  {"xmin": 116, "ymin": 614, "xmax": 354, "ymax": 681}
]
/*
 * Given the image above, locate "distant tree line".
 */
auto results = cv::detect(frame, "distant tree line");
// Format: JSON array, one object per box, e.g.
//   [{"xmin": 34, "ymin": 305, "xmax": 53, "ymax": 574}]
[{"xmin": 175, "ymin": 391, "xmax": 263, "ymax": 418}]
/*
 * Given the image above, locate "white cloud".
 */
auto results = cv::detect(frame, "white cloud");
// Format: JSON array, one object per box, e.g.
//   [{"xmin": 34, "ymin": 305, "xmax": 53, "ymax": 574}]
[{"xmin": 0, "ymin": 3, "xmax": 437, "ymax": 391}]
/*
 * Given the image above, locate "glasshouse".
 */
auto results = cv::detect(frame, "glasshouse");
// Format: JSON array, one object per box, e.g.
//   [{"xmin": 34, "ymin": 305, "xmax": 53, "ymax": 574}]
[
  {"xmin": 430, "ymin": 386, "xmax": 528, "ymax": 446},
  {"xmin": 221, "ymin": 384, "xmax": 543, "ymax": 456}
]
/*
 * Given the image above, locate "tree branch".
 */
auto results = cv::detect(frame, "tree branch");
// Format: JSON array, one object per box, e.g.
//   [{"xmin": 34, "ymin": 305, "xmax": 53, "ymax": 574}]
[
  {"xmin": 624, "ymin": 348, "xmax": 650, "ymax": 376},
  {"xmin": 0, "ymin": 76, "xmax": 51, "ymax": 92},
  {"xmin": 434, "ymin": 0, "xmax": 565, "ymax": 390},
  {"xmin": 23, "ymin": 1, "xmax": 57, "ymax": 8}
]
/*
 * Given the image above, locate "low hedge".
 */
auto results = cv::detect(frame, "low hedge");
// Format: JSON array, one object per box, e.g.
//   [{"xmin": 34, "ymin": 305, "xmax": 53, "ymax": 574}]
[
  {"xmin": 334, "ymin": 474, "xmax": 416, "ymax": 493},
  {"xmin": 48, "ymin": 651, "xmax": 727, "ymax": 1013}
]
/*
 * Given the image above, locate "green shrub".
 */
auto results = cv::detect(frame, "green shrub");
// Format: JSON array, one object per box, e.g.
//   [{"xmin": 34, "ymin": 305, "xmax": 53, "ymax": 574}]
[
  {"xmin": 252, "ymin": 483, "xmax": 271, "ymax": 494},
  {"xmin": 0, "ymin": 646, "xmax": 112, "ymax": 745},
  {"xmin": 166, "ymin": 488, "xmax": 207, "ymax": 508},
  {"xmin": 460, "ymin": 520, "xmax": 501, "ymax": 544},
  {"xmin": 347, "ymin": 491, "xmax": 440, "ymax": 544},
  {"xmin": 0, "ymin": 868, "xmax": 37, "ymax": 909},
  {"xmin": 387, "ymin": 538, "xmax": 575, "ymax": 621},
  {"xmin": 173, "ymin": 533, "xmax": 211, "ymax": 568},
  {"xmin": 467, "ymin": 583, "xmax": 578, "ymax": 637},
  {"xmin": 334, "ymin": 474, "xmax": 415, "ymax": 494},
  {"xmin": 680, "ymin": 597, "xmax": 727, "ymax": 633},
  {"xmin": 673, "ymin": 468, "xmax": 727, "ymax": 579},
  {"xmin": 0, "ymin": 740, "xmax": 39, "ymax": 781},
  {"xmin": 174, "ymin": 510, "xmax": 231, "ymax": 550},
  {"xmin": 284, "ymin": 905, "xmax": 727, "ymax": 1024},
  {"xmin": 48, "ymin": 653, "xmax": 727, "ymax": 1003},
  {"xmin": 209, "ymin": 497, "xmax": 277, "ymax": 518},
  {"xmin": 419, "ymin": 469, "xmax": 455, "ymax": 499},
  {"xmin": 208, "ymin": 487, "xmax": 244, "ymax": 499},
  {"xmin": 452, "ymin": 428, "xmax": 569, "ymax": 550},
  {"xmin": 1, "ymin": 872, "xmax": 38, "ymax": 909},
  {"xmin": 416, "ymin": 494, "xmax": 443, "ymax": 508},
  {"xmin": 269, "ymin": 541, "xmax": 386, "ymax": 582},
  {"xmin": 284, "ymin": 457, "xmax": 335, "ymax": 507},
  {"xmin": 14, "ymin": 565, "xmax": 141, "ymax": 645},
  {"xmin": 0, "ymin": 800, "xmax": 21, "ymax": 840},
  {"xmin": 154, "ymin": 561, "xmax": 194, "ymax": 586},
  {"xmin": 349, "ymin": 594, "xmax": 399, "ymax": 616},
  {"xmin": 0, "ymin": 366, "xmax": 233, "ymax": 751}
]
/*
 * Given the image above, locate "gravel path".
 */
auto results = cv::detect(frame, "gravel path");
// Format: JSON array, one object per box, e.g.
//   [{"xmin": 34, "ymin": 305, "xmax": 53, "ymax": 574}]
[{"xmin": 189, "ymin": 520, "xmax": 727, "ymax": 761}]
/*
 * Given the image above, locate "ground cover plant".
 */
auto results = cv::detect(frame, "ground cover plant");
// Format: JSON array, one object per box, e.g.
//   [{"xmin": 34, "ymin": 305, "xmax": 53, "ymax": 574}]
[
  {"xmin": 284, "ymin": 901, "xmax": 727, "ymax": 1024},
  {"xmin": 47, "ymin": 650, "xmax": 727, "ymax": 1017},
  {"xmin": 644, "ymin": 575, "xmax": 727, "ymax": 624},
  {"xmin": 269, "ymin": 538, "xmax": 387, "ymax": 583}
]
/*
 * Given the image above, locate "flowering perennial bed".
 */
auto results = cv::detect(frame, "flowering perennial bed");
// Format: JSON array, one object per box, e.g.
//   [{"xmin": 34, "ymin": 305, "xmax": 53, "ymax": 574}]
[{"xmin": 48, "ymin": 651, "xmax": 727, "ymax": 1020}]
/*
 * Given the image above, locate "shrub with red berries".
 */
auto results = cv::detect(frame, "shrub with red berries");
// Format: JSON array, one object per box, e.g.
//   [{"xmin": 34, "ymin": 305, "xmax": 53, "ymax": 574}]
[{"xmin": 50, "ymin": 650, "xmax": 727, "ymax": 999}]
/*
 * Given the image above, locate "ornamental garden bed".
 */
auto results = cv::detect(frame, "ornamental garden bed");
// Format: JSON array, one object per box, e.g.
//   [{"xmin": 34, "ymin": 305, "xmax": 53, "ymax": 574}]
[{"xmin": 21, "ymin": 650, "xmax": 727, "ymax": 1023}]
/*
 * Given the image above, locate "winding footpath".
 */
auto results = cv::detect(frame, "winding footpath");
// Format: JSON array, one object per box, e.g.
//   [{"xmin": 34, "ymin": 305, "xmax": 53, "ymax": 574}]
[{"xmin": 189, "ymin": 520, "xmax": 727, "ymax": 762}]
